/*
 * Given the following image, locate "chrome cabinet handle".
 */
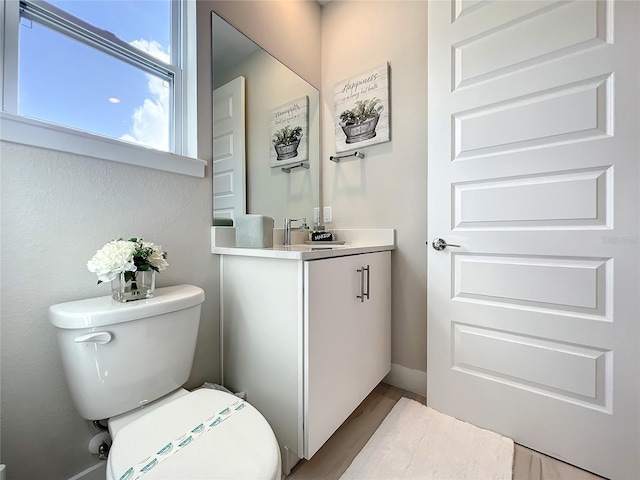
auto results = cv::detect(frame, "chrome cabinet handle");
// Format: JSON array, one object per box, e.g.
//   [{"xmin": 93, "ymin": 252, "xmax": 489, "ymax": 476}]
[
  {"xmin": 364, "ymin": 265, "xmax": 370, "ymax": 301},
  {"xmin": 431, "ymin": 238, "xmax": 461, "ymax": 251},
  {"xmin": 357, "ymin": 265, "xmax": 370, "ymax": 303}
]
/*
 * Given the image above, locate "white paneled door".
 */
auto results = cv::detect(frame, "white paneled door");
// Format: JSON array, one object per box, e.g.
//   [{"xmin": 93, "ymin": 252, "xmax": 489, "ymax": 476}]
[
  {"xmin": 213, "ymin": 76, "xmax": 246, "ymax": 222},
  {"xmin": 426, "ymin": 1, "xmax": 639, "ymax": 479}
]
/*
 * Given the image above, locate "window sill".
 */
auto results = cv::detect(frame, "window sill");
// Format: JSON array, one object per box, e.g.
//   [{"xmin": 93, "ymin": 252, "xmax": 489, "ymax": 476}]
[{"xmin": 0, "ymin": 112, "xmax": 207, "ymax": 178}]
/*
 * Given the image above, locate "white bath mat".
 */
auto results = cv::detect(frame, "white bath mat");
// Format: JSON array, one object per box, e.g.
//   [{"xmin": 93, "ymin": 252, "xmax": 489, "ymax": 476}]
[{"xmin": 340, "ymin": 397, "xmax": 513, "ymax": 480}]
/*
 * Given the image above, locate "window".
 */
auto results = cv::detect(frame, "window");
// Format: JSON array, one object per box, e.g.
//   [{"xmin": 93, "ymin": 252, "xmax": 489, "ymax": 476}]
[{"xmin": 0, "ymin": 0, "xmax": 204, "ymax": 177}]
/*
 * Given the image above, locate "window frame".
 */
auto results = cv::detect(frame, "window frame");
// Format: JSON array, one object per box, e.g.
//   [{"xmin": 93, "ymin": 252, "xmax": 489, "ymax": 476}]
[{"xmin": 0, "ymin": 0, "xmax": 204, "ymax": 177}]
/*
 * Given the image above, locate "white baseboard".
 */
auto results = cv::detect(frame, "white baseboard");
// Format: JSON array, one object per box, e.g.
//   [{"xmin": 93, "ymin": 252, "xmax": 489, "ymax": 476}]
[
  {"xmin": 383, "ymin": 363, "xmax": 427, "ymax": 397},
  {"xmin": 68, "ymin": 461, "xmax": 106, "ymax": 480}
]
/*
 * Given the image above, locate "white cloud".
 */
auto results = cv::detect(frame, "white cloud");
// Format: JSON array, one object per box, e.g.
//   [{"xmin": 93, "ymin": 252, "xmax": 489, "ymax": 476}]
[{"xmin": 120, "ymin": 39, "xmax": 170, "ymax": 151}]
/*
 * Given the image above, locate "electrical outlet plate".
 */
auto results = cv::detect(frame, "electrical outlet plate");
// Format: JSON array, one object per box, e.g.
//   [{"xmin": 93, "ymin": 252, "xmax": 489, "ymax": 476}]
[
  {"xmin": 323, "ymin": 206, "xmax": 332, "ymax": 223},
  {"xmin": 313, "ymin": 207, "xmax": 320, "ymax": 225}
]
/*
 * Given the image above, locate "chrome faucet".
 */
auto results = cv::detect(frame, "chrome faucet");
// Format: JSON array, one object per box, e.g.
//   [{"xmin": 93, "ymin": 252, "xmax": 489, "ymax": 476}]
[{"xmin": 284, "ymin": 217, "xmax": 309, "ymax": 246}]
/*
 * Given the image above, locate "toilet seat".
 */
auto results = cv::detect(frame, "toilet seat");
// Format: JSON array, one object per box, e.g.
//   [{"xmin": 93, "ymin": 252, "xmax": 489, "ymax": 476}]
[{"xmin": 106, "ymin": 389, "xmax": 281, "ymax": 480}]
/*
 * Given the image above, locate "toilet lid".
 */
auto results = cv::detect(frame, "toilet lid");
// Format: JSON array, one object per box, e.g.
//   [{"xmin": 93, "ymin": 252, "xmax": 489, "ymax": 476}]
[{"xmin": 107, "ymin": 389, "xmax": 281, "ymax": 480}]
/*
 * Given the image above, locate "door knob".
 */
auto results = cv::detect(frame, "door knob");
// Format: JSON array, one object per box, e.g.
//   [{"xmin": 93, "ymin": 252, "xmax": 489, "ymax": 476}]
[{"xmin": 431, "ymin": 238, "xmax": 460, "ymax": 251}]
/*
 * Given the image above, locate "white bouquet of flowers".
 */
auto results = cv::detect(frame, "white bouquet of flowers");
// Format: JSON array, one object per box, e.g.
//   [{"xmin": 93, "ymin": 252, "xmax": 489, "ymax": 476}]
[{"xmin": 87, "ymin": 237, "xmax": 169, "ymax": 284}]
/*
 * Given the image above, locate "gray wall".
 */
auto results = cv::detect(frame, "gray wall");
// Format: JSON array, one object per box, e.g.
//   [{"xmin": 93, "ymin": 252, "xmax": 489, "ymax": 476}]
[
  {"xmin": 0, "ymin": 144, "xmax": 217, "ymax": 480},
  {"xmin": 209, "ymin": 1, "xmax": 322, "ymax": 90},
  {"xmin": 0, "ymin": 1, "xmax": 321, "ymax": 479},
  {"xmin": 321, "ymin": 1, "xmax": 429, "ymax": 379}
]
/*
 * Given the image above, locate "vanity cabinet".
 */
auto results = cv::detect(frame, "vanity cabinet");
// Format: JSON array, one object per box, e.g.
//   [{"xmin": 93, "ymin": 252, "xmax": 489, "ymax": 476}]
[{"xmin": 220, "ymin": 250, "xmax": 391, "ymax": 473}]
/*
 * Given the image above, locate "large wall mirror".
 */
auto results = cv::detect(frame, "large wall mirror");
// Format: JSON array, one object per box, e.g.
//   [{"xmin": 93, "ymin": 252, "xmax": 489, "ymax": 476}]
[{"xmin": 212, "ymin": 13, "xmax": 319, "ymax": 228}]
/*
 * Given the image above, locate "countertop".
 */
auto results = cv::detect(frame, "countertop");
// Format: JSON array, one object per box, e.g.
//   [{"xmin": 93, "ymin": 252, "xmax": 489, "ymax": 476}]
[{"xmin": 211, "ymin": 227, "xmax": 396, "ymax": 260}]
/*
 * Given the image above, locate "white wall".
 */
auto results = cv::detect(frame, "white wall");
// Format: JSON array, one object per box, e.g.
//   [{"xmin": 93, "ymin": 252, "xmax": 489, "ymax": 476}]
[
  {"xmin": 321, "ymin": 1, "xmax": 429, "ymax": 377},
  {"xmin": 0, "ymin": 143, "xmax": 218, "ymax": 479}
]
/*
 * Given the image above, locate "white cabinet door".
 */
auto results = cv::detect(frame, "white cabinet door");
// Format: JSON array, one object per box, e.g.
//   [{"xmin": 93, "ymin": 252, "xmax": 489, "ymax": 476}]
[{"xmin": 304, "ymin": 251, "xmax": 391, "ymax": 458}]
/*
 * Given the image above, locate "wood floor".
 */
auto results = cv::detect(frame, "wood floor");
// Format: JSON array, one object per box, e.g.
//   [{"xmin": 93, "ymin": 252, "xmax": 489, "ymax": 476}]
[{"xmin": 287, "ymin": 383, "xmax": 604, "ymax": 480}]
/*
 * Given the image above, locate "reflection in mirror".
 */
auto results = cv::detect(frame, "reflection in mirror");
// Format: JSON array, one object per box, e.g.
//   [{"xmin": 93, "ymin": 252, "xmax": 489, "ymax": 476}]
[{"xmin": 212, "ymin": 13, "xmax": 319, "ymax": 228}]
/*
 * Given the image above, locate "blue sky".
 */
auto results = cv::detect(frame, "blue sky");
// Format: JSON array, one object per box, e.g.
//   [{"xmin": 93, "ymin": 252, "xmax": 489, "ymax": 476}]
[{"xmin": 18, "ymin": 1, "xmax": 172, "ymax": 150}]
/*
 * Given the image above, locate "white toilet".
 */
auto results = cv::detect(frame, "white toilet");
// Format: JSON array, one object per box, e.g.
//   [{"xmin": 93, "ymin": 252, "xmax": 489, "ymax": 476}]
[{"xmin": 49, "ymin": 285, "xmax": 281, "ymax": 480}]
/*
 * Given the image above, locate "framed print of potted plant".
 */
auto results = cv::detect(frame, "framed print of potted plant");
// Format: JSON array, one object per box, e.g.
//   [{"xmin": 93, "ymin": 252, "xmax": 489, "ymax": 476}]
[
  {"xmin": 270, "ymin": 96, "xmax": 309, "ymax": 168},
  {"xmin": 334, "ymin": 63, "xmax": 390, "ymax": 153}
]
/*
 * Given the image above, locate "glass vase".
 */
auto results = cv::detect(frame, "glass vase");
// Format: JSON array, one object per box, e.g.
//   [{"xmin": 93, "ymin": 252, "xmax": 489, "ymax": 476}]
[{"xmin": 111, "ymin": 270, "xmax": 155, "ymax": 302}]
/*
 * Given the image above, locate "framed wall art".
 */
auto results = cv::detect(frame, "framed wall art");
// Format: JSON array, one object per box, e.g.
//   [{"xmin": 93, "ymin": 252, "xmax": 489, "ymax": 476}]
[
  {"xmin": 270, "ymin": 96, "xmax": 309, "ymax": 168},
  {"xmin": 334, "ymin": 63, "xmax": 390, "ymax": 153}
]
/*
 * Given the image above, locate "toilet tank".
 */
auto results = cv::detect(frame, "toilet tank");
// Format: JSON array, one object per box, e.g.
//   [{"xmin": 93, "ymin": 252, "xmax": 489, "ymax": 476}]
[{"xmin": 49, "ymin": 285, "xmax": 205, "ymax": 420}]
